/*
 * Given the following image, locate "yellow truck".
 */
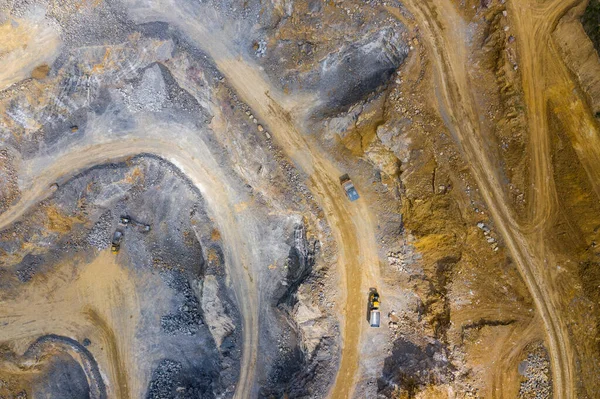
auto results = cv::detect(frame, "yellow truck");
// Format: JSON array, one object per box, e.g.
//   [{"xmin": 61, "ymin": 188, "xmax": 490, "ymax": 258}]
[
  {"xmin": 111, "ymin": 230, "xmax": 123, "ymax": 253},
  {"xmin": 369, "ymin": 290, "xmax": 381, "ymax": 327}
]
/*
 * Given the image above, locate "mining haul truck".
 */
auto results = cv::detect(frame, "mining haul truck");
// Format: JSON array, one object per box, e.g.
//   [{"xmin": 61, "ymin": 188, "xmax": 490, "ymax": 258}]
[
  {"xmin": 111, "ymin": 230, "xmax": 123, "ymax": 254},
  {"xmin": 369, "ymin": 290, "xmax": 381, "ymax": 328},
  {"xmin": 119, "ymin": 216, "xmax": 151, "ymax": 232},
  {"xmin": 340, "ymin": 174, "xmax": 360, "ymax": 201}
]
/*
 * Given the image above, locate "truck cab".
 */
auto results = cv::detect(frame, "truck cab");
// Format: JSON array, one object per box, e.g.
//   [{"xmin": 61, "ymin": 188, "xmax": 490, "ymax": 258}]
[
  {"xmin": 120, "ymin": 215, "xmax": 151, "ymax": 232},
  {"xmin": 340, "ymin": 174, "xmax": 360, "ymax": 201},
  {"xmin": 111, "ymin": 230, "xmax": 123, "ymax": 253}
]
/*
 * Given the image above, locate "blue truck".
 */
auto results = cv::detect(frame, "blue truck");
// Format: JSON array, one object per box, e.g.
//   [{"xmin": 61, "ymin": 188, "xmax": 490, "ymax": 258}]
[{"xmin": 340, "ymin": 174, "xmax": 359, "ymax": 201}]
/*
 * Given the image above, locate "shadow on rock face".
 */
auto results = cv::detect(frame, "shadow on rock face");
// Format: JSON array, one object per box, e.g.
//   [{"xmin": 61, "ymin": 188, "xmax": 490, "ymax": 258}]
[
  {"xmin": 318, "ymin": 29, "xmax": 409, "ymax": 117},
  {"xmin": 276, "ymin": 223, "xmax": 317, "ymax": 309},
  {"xmin": 146, "ymin": 358, "xmax": 218, "ymax": 399},
  {"xmin": 260, "ymin": 223, "xmax": 330, "ymax": 398},
  {"xmin": 378, "ymin": 338, "xmax": 455, "ymax": 398},
  {"xmin": 0, "ymin": 334, "xmax": 106, "ymax": 399},
  {"xmin": 31, "ymin": 352, "xmax": 91, "ymax": 399},
  {"xmin": 258, "ymin": 346, "xmax": 306, "ymax": 399}
]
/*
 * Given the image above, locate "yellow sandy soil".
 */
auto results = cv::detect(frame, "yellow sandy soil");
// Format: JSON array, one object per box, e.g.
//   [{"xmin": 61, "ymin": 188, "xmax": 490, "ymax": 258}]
[
  {"xmin": 0, "ymin": 13, "xmax": 62, "ymax": 90},
  {"xmin": 0, "ymin": 251, "xmax": 139, "ymax": 398}
]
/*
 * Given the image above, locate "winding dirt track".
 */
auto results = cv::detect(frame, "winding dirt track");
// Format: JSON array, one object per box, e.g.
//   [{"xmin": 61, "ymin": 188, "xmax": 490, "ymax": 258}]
[
  {"xmin": 4, "ymin": 0, "xmax": 594, "ymax": 396},
  {"xmin": 390, "ymin": 0, "xmax": 578, "ymax": 397},
  {"xmin": 160, "ymin": 12, "xmax": 382, "ymax": 398},
  {"xmin": 0, "ymin": 133, "xmax": 259, "ymax": 399},
  {"xmin": 0, "ymin": 116, "xmax": 379, "ymax": 399},
  {"xmin": 1, "ymin": 8, "xmax": 383, "ymax": 396},
  {"xmin": 514, "ymin": 0, "xmax": 600, "ymax": 210},
  {"xmin": 216, "ymin": 48, "xmax": 379, "ymax": 399},
  {"xmin": 209, "ymin": 58, "xmax": 381, "ymax": 399}
]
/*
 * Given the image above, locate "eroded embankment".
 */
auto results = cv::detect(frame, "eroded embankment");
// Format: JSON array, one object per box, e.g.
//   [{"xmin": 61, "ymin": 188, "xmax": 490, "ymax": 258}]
[{"xmin": 0, "ymin": 154, "xmax": 244, "ymax": 398}]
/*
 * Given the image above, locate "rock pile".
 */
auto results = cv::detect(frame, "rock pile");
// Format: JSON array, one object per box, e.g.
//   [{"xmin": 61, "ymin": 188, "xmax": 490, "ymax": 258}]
[
  {"xmin": 477, "ymin": 222, "xmax": 499, "ymax": 251},
  {"xmin": 518, "ymin": 344, "xmax": 552, "ymax": 399},
  {"xmin": 160, "ymin": 271, "xmax": 203, "ymax": 336},
  {"xmin": 86, "ymin": 211, "xmax": 112, "ymax": 250}
]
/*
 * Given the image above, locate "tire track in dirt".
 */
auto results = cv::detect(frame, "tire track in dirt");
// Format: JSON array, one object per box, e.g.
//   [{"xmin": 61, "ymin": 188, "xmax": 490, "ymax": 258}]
[
  {"xmin": 84, "ymin": 308, "xmax": 130, "ymax": 399},
  {"xmin": 528, "ymin": 0, "xmax": 600, "ymax": 204},
  {"xmin": 21, "ymin": 334, "xmax": 107, "ymax": 399},
  {"xmin": 490, "ymin": 315, "xmax": 542, "ymax": 398},
  {"xmin": 506, "ymin": 0, "xmax": 583, "ymax": 235},
  {"xmin": 0, "ymin": 250, "xmax": 138, "ymax": 398},
  {"xmin": 153, "ymin": 12, "xmax": 383, "ymax": 397},
  {"xmin": 0, "ymin": 133, "xmax": 259, "ymax": 399},
  {"xmin": 155, "ymin": 17, "xmax": 380, "ymax": 398},
  {"xmin": 387, "ymin": 1, "xmax": 575, "ymax": 397},
  {"xmin": 507, "ymin": 0, "xmax": 599, "ymax": 396}
]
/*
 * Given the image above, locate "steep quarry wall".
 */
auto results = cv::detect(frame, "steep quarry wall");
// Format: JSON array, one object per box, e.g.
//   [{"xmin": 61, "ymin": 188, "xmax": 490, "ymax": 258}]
[{"xmin": 553, "ymin": 0, "xmax": 600, "ymax": 115}]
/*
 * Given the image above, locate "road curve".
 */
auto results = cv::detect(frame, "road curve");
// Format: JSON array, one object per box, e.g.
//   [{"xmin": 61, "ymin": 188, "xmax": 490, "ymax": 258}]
[
  {"xmin": 0, "ymin": 12, "xmax": 383, "ymax": 393},
  {"xmin": 211, "ymin": 50, "xmax": 381, "ymax": 399},
  {"xmin": 157, "ymin": 11, "xmax": 383, "ymax": 398},
  {"xmin": 0, "ymin": 134, "xmax": 259, "ymax": 399},
  {"xmin": 24, "ymin": 334, "xmax": 107, "ymax": 399},
  {"xmin": 206, "ymin": 39, "xmax": 381, "ymax": 399},
  {"xmin": 389, "ymin": 1, "xmax": 575, "ymax": 397}
]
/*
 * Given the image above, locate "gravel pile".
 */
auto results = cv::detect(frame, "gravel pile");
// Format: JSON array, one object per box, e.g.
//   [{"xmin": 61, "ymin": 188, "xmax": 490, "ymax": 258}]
[
  {"xmin": 518, "ymin": 344, "xmax": 552, "ymax": 399},
  {"xmin": 160, "ymin": 271, "xmax": 203, "ymax": 336},
  {"xmin": 146, "ymin": 358, "xmax": 216, "ymax": 399},
  {"xmin": 124, "ymin": 65, "xmax": 167, "ymax": 113},
  {"xmin": 146, "ymin": 359, "xmax": 182, "ymax": 399},
  {"xmin": 86, "ymin": 211, "xmax": 112, "ymax": 250}
]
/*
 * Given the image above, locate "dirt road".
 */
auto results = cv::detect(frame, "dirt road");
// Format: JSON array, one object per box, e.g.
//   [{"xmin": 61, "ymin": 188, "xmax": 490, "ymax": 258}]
[
  {"xmin": 512, "ymin": 0, "xmax": 600, "ymax": 211},
  {"xmin": 211, "ymin": 60, "xmax": 381, "ymax": 399},
  {"xmin": 0, "ymin": 250, "xmax": 136, "ymax": 398},
  {"xmin": 0, "ymin": 131, "xmax": 259, "ymax": 399},
  {"xmin": 0, "ymin": 82, "xmax": 379, "ymax": 397},
  {"xmin": 0, "ymin": 6, "xmax": 384, "ymax": 391},
  {"xmin": 15, "ymin": 334, "xmax": 106, "ymax": 399},
  {"xmin": 155, "ymin": 12, "xmax": 382, "ymax": 397},
  {"xmin": 506, "ymin": 0, "xmax": 600, "ymax": 395},
  {"xmin": 388, "ymin": 0, "xmax": 576, "ymax": 397},
  {"xmin": 2, "ymin": 4, "xmax": 383, "ymax": 394}
]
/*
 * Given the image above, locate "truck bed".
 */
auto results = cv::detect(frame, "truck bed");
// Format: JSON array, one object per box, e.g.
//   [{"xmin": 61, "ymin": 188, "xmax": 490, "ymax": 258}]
[
  {"xmin": 342, "ymin": 180, "xmax": 360, "ymax": 201},
  {"xmin": 369, "ymin": 310, "xmax": 381, "ymax": 327}
]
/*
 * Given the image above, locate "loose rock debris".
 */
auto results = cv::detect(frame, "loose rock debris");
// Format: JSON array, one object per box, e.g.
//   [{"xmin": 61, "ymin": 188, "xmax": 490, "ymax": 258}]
[{"xmin": 0, "ymin": 0, "xmax": 599, "ymax": 398}]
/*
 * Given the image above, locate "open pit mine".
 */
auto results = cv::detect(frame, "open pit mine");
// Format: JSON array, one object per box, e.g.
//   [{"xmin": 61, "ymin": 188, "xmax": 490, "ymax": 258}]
[{"xmin": 1, "ymin": 0, "xmax": 600, "ymax": 398}]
